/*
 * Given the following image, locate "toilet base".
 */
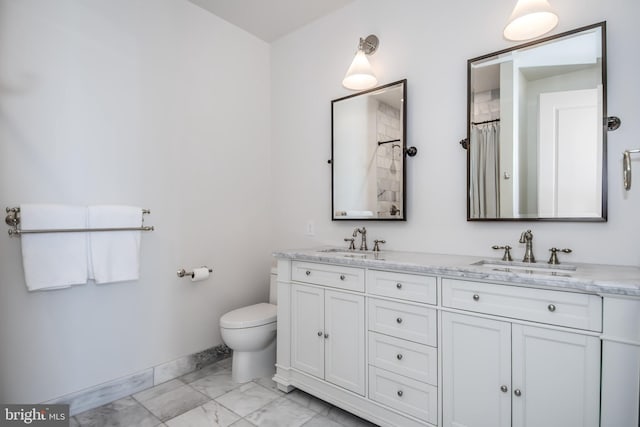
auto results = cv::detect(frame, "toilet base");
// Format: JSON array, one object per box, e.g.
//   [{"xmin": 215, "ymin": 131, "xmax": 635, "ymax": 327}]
[{"xmin": 231, "ymin": 338, "xmax": 276, "ymax": 383}]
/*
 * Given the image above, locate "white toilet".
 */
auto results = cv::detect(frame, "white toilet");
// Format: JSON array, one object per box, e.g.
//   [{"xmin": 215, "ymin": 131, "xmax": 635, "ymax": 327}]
[{"xmin": 220, "ymin": 267, "xmax": 278, "ymax": 383}]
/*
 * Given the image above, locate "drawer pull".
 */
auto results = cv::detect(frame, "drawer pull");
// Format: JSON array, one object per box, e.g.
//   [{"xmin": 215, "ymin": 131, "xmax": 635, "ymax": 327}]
[
  {"xmin": 473, "ymin": 294, "xmax": 480, "ymax": 301},
  {"xmin": 317, "ymin": 331, "xmax": 323, "ymax": 337},
  {"xmin": 396, "ymin": 353, "xmax": 403, "ymax": 360},
  {"xmin": 396, "ymin": 317, "xmax": 403, "ymax": 324},
  {"xmin": 396, "ymin": 282, "xmax": 403, "ymax": 289},
  {"xmin": 500, "ymin": 385, "xmax": 508, "ymax": 393},
  {"xmin": 548, "ymin": 304, "xmax": 556, "ymax": 312},
  {"xmin": 324, "ymin": 333, "xmax": 329, "ymax": 339},
  {"xmin": 397, "ymin": 390, "xmax": 404, "ymax": 397},
  {"xmin": 514, "ymin": 389, "xmax": 522, "ymax": 397},
  {"xmin": 305, "ymin": 270, "xmax": 311, "ymax": 276},
  {"xmin": 340, "ymin": 274, "xmax": 346, "ymax": 281}
]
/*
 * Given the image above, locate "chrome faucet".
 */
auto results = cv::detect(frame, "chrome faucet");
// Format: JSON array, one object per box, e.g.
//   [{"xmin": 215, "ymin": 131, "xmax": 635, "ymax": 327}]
[
  {"xmin": 353, "ymin": 227, "xmax": 368, "ymax": 251},
  {"xmin": 519, "ymin": 229, "xmax": 535, "ymax": 263}
]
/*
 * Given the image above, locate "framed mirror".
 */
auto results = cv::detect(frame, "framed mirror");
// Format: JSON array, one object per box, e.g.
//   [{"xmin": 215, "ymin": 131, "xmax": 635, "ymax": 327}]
[
  {"xmin": 467, "ymin": 22, "xmax": 607, "ymax": 221},
  {"xmin": 332, "ymin": 80, "xmax": 407, "ymax": 221}
]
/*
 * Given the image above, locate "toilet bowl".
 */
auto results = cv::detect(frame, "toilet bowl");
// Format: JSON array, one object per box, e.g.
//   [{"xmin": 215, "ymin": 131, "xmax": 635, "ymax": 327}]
[{"xmin": 220, "ymin": 267, "xmax": 278, "ymax": 383}]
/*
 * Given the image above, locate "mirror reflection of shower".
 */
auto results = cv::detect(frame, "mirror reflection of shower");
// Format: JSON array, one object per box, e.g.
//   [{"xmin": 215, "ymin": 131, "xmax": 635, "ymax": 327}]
[
  {"xmin": 376, "ymin": 135, "xmax": 402, "ymax": 217},
  {"xmin": 331, "ymin": 80, "xmax": 406, "ymax": 220},
  {"xmin": 390, "ymin": 144, "xmax": 400, "ymax": 174}
]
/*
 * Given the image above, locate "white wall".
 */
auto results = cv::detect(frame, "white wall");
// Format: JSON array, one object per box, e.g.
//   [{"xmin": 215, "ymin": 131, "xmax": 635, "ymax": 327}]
[
  {"xmin": 0, "ymin": 0, "xmax": 272, "ymax": 403},
  {"xmin": 2, "ymin": 0, "xmax": 639, "ymax": 408},
  {"xmin": 271, "ymin": 0, "xmax": 640, "ymax": 266}
]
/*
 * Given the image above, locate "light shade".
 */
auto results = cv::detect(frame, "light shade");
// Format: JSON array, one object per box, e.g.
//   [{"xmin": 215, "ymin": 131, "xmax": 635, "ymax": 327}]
[
  {"xmin": 342, "ymin": 50, "xmax": 377, "ymax": 90},
  {"xmin": 503, "ymin": 0, "xmax": 558, "ymax": 41}
]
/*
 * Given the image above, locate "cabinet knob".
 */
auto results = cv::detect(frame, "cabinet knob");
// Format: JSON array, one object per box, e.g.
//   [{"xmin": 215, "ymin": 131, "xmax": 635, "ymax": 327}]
[
  {"xmin": 396, "ymin": 317, "xmax": 403, "ymax": 324},
  {"xmin": 324, "ymin": 333, "xmax": 329, "ymax": 339},
  {"xmin": 397, "ymin": 390, "xmax": 404, "ymax": 397},
  {"xmin": 514, "ymin": 389, "xmax": 522, "ymax": 397},
  {"xmin": 340, "ymin": 274, "xmax": 346, "ymax": 281},
  {"xmin": 500, "ymin": 385, "xmax": 508, "ymax": 393},
  {"xmin": 317, "ymin": 331, "xmax": 323, "ymax": 337},
  {"xmin": 306, "ymin": 270, "xmax": 311, "ymax": 276},
  {"xmin": 473, "ymin": 294, "xmax": 480, "ymax": 301},
  {"xmin": 396, "ymin": 282, "xmax": 403, "ymax": 289},
  {"xmin": 548, "ymin": 304, "xmax": 556, "ymax": 312},
  {"xmin": 396, "ymin": 353, "xmax": 403, "ymax": 360}
]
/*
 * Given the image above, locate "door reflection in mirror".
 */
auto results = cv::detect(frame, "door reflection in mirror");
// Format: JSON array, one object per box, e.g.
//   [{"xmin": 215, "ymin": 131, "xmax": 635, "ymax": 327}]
[{"xmin": 467, "ymin": 23, "xmax": 606, "ymax": 221}]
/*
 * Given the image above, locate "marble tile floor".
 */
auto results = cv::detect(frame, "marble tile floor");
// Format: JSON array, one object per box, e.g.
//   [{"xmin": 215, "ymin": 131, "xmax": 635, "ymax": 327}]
[{"xmin": 72, "ymin": 357, "xmax": 378, "ymax": 427}]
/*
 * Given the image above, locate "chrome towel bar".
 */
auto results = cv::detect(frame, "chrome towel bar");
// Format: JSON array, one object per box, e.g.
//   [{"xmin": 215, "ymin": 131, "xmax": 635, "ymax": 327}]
[{"xmin": 5, "ymin": 207, "xmax": 154, "ymax": 236}]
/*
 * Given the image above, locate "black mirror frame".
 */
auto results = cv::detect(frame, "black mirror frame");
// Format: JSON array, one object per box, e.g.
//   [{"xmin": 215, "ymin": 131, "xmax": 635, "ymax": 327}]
[
  {"xmin": 466, "ymin": 22, "xmax": 608, "ymax": 222},
  {"xmin": 331, "ymin": 79, "xmax": 409, "ymax": 221}
]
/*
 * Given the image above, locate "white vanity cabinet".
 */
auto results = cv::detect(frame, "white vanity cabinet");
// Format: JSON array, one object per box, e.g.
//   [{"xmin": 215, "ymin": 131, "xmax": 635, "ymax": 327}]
[
  {"xmin": 367, "ymin": 270, "xmax": 439, "ymax": 425},
  {"xmin": 441, "ymin": 278, "xmax": 602, "ymax": 427},
  {"xmin": 441, "ymin": 312, "xmax": 600, "ymax": 427},
  {"xmin": 291, "ymin": 283, "xmax": 365, "ymax": 395},
  {"xmin": 274, "ymin": 250, "xmax": 640, "ymax": 427},
  {"xmin": 289, "ymin": 261, "xmax": 366, "ymax": 396},
  {"xmin": 277, "ymin": 259, "xmax": 439, "ymax": 427}
]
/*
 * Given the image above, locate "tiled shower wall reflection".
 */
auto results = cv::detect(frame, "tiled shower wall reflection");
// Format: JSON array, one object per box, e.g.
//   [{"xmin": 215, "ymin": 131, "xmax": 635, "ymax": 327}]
[
  {"xmin": 376, "ymin": 101, "xmax": 402, "ymax": 218},
  {"xmin": 473, "ymin": 89, "xmax": 500, "ymax": 123}
]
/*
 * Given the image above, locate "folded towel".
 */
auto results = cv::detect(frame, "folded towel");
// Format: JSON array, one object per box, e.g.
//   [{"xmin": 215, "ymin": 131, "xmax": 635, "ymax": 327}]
[
  {"xmin": 345, "ymin": 210, "xmax": 374, "ymax": 217},
  {"xmin": 88, "ymin": 205, "xmax": 142, "ymax": 284},
  {"xmin": 20, "ymin": 204, "xmax": 88, "ymax": 291}
]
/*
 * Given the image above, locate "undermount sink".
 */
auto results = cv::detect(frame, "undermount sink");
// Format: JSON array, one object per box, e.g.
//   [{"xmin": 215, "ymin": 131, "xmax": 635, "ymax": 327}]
[
  {"xmin": 317, "ymin": 248, "xmax": 385, "ymax": 260},
  {"xmin": 472, "ymin": 259, "xmax": 576, "ymax": 277}
]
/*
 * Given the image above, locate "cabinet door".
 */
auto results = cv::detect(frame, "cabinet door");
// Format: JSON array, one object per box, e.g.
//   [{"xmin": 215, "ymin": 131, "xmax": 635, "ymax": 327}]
[
  {"xmin": 512, "ymin": 325, "xmax": 601, "ymax": 427},
  {"xmin": 442, "ymin": 312, "xmax": 511, "ymax": 427},
  {"xmin": 324, "ymin": 289, "xmax": 365, "ymax": 395},
  {"xmin": 291, "ymin": 284, "xmax": 325, "ymax": 379}
]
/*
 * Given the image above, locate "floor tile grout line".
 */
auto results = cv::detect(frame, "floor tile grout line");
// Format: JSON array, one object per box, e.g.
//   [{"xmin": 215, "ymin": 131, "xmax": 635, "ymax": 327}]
[
  {"xmin": 183, "ymin": 380, "xmax": 215, "ymax": 403},
  {"xmin": 239, "ymin": 386, "xmax": 332, "ymax": 427},
  {"xmin": 212, "ymin": 379, "xmax": 281, "ymax": 421},
  {"xmin": 161, "ymin": 378, "xmax": 264, "ymax": 425},
  {"xmin": 74, "ymin": 357, "xmax": 373, "ymax": 427},
  {"xmin": 130, "ymin": 380, "xmax": 212, "ymax": 424},
  {"xmin": 72, "ymin": 359, "xmax": 234, "ymax": 426},
  {"xmin": 230, "ymin": 382, "xmax": 283, "ymax": 422}
]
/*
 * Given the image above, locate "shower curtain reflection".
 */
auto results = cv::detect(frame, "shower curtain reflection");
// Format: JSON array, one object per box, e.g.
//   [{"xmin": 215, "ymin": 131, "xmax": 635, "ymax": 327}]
[{"xmin": 470, "ymin": 122, "xmax": 500, "ymax": 218}]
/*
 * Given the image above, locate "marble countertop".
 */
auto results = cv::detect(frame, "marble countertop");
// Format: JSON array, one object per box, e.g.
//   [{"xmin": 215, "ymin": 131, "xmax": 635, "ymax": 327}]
[{"xmin": 273, "ymin": 247, "xmax": 640, "ymax": 297}]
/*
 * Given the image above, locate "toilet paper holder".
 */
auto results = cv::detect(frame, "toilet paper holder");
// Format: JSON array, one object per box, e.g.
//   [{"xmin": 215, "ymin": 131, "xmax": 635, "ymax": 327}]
[{"xmin": 177, "ymin": 267, "xmax": 213, "ymax": 278}]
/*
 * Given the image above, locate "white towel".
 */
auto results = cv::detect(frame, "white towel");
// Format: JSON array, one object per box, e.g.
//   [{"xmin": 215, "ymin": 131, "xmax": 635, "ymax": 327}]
[
  {"xmin": 20, "ymin": 204, "xmax": 88, "ymax": 291},
  {"xmin": 88, "ymin": 205, "xmax": 142, "ymax": 284},
  {"xmin": 345, "ymin": 210, "xmax": 374, "ymax": 217}
]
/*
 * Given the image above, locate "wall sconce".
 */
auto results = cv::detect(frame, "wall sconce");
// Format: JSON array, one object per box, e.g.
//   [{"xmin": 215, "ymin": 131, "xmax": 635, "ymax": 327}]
[
  {"xmin": 342, "ymin": 35, "xmax": 379, "ymax": 91},
  {"xmin": 503, "ymin": 0, "xmax": 558, "ymax": 41}
]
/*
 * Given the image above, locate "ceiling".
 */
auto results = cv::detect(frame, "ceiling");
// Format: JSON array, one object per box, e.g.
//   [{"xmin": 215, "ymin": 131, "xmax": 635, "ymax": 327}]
[{"xmin": 188, "ymin": 0, "xmax": 355, "ymax": 42}]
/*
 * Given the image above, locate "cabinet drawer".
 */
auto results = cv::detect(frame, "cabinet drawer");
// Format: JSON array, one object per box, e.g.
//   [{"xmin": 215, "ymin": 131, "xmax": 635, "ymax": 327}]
[
  {"xmin": 368, "ymin": 332, "xmax": 437, "ymax": 385},
  {"xmin": 366, "ymin": 270, "xmax": 437, "ymax": 305},
  {"xmin": 292, "ymin": 261, "xmax": 364, "ymax": 292},
  {"xmin": 368, "ymin": 298, "xmax": 437, "ymax": 346},
  {"xmin": 442, "ymin": 278, "xmax": 602, "ymax": 332},
  {"xmin": 369, "ymin": 366, "xmax": 438, "ymax": 424}
]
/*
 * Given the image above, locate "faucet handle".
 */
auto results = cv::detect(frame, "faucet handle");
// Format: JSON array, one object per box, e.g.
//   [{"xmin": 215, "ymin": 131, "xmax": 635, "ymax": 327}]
[
  {"xmin": 492, "ymin": 245, "xmax": 513, "ymax": 261},
  {"xmin": 344, "ymin": 238, "xmax": 356, "ymax": 250},
  {"xmin": 373, "ymin": 239, "xmax": 386, "ymax": 252},
  {"xmin": 548, "ymin": 248, "xmax": 572, "ymax": 265}
]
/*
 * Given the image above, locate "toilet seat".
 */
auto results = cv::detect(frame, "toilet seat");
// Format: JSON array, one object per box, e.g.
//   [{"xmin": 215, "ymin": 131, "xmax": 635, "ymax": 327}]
[{"xmin": 220, "ymin": 302, "xmax": 277, "ymax": 329}]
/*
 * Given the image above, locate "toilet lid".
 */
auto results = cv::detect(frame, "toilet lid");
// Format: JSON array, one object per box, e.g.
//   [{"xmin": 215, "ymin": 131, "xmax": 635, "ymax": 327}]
[{"xmin": 220, "ymin": 302, "xmax": 277, "ymax": 329}]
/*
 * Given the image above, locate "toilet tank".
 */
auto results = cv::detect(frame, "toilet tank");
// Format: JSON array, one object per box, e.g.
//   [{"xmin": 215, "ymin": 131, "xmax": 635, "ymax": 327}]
[{"xmin": 269, "ymin": 266, "xmax": 278, "ymax": 304}]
